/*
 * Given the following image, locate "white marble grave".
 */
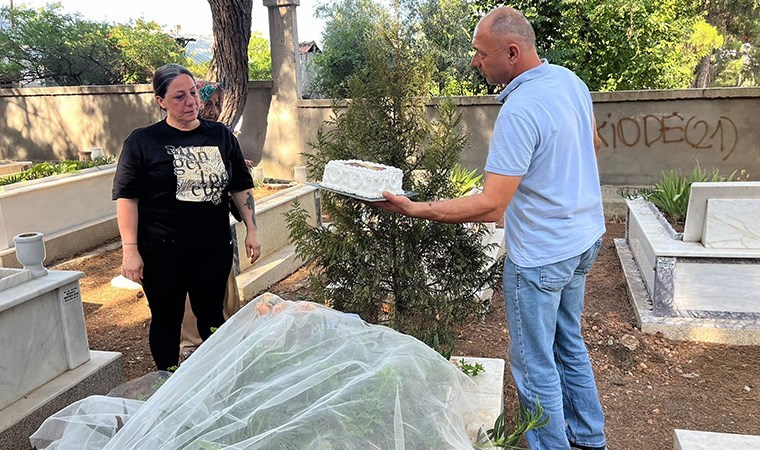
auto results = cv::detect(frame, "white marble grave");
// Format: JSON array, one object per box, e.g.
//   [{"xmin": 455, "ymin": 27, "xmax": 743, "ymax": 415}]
[
  {"xmin": 674, "ymin": 429, "xmax": 760, "ymax": 450},
  {"xmin": 0, "ymin": 235, "xmax": 123, "ymax": 450},
  {"xmin": 683, "ymin": 181, "xmax": 760, "ymax": 248},
  {"xmin": 702, "ymin": 198, "xmax": 760, "ymax": 249},
  {"xmin": 0, "ymin": 268, "xmax": 89, "ymax": 410},
  {"xmin": 620, "ymin": 181, "xmax": 760, "ymax": 345},
  {"xmin": 451, "ymin": 356, "xmax": 505, "ymax": 441}
]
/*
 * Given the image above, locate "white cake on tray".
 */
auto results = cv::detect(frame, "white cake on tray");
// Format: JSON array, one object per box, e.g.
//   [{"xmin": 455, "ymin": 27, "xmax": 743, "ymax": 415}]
[{"xmin": 321, "ymin": 160, "xmax": 404, "ymax": 198}]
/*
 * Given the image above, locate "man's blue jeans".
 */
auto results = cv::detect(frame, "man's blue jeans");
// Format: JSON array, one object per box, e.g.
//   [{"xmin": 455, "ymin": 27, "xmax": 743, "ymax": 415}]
[{"xmin": 503, "ymin": 239, "xmax": 606, "ymax": 450}]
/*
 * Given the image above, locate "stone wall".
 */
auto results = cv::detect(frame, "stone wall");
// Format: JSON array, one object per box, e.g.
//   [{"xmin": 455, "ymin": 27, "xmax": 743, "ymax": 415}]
[
  {"xmin": 0, "ymin": 82, "xmax": 274, "ymax": 165},
  {"xmin": 1, "ymin": 84, "xmax": 758, "ymax": 184},
  {"xmin": 297, "ymin": 88, "xmax": 760, "ymax": 185}
]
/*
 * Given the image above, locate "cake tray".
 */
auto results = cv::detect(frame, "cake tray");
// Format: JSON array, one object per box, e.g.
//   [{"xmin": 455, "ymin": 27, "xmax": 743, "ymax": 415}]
[{"xmin": 306, "ymin": 182, "xmax": 416, "ymax": 202}]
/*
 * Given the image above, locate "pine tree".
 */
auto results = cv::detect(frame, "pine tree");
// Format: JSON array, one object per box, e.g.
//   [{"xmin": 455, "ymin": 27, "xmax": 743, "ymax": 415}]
[{"xmin": 286, "ymin": 19, "xmax": 502, "ymax": 352}]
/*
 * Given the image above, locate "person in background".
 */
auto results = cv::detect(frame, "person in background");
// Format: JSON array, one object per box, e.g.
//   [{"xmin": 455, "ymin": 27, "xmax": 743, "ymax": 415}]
[
  {"xmin": 195, "ymin": 80, "xmax": 224, "ymax": 122},
  {"xmin": 374, "ymin": 7, "xmax": 607, "ymax": 450},
  {"xmin": 113, "ymin": 63, "xmax": 261, "ymax": 371},
  {"xmin": 178, "ymin": 79, "xmax": 242, "ymax": 362},
  {"xmin": 178, "ymin": 79, "xmax": 260, "ymax": 360}
]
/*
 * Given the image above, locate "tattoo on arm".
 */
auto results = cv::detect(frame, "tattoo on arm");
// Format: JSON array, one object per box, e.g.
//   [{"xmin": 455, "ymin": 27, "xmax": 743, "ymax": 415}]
[{"xmin": 245, "ymin": 192, "xmax": 257, "ymax": 227}]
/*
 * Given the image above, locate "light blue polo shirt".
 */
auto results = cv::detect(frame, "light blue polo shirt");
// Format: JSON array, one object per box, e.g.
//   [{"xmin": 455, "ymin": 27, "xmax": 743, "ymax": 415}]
[{"xmin": 485, "ymin": 60, "xmax": 605, "ymax": 267}]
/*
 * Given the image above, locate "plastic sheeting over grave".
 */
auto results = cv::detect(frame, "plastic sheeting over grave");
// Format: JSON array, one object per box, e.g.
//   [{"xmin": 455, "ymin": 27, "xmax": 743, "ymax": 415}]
[{"xmin": 31, "ymin": 293, "xmax": 490, "ymax": 449}]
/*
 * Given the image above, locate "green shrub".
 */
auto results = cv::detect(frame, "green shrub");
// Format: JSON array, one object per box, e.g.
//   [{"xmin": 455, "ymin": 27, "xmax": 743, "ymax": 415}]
[
  {"xmin": 621, "ymin": 162, "xmax": 746, "ymax": 224},
  {"xmin": 0, "ymin": 156, "xmax": 116, "ymax": 187},
  {"xmin": 285, "ymin": 19, "xmax": 502, "ymax": 353}
]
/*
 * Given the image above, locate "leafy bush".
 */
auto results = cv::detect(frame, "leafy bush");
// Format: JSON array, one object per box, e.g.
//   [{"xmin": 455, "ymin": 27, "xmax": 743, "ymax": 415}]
[
  {"xmin": 286, "ymin": 19, "xmax": 502, "ymax": 353},
  {"xmin": 0, "ymin": 157, "xmax": 116, "ymax": 187},
  {"xmin": 620, "ymin": 162, "xmax": 747, "ymax": 224}
]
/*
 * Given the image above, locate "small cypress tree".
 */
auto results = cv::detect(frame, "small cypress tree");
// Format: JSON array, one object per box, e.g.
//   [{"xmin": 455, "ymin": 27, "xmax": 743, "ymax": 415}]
[{"xmin": 286, "ymin": 19, "xmax": 502, "ymax": 352}]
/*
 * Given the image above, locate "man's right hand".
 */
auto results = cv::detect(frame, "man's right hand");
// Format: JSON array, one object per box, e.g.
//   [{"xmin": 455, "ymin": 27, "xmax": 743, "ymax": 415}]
[{"xmin": 371, "ymin": 192, "xmax": 417, "ymax": 217}]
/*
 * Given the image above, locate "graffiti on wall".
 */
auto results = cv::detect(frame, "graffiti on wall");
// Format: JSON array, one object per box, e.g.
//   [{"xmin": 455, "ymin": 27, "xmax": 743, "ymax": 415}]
[{"xmin": 597, "ymin": 112, "xmax": 738, "ymax": 161}]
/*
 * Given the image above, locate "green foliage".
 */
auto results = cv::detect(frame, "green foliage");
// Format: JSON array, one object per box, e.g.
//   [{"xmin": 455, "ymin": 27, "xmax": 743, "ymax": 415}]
[
  {"xmin": 456, "ymin": 358, "xmax": 485, "ymax": 377},
  {"xmin": 450, "ymin": 163, "xmax": 484, "ymax": 197},
  {"xmin": 516, "ymin": 0, "xmax": 715, "ymax": 91},
  {"xmin": 0, "ymin": 4, "xmax": 121, "ymax": 85},
  {"xmin": 286, "ymin": 19, "xmax": 502, "ymax": 352},
  {"xmin": 313, "ymin": 0, "xmax": 388, "ymax": 98},
  {"xmin": 688, "ymin": 20, "xmax": 725, "ymax": 58},
  {"xmin": 698, "ymin": 0, "xmax": 760, "ymax": 87},
  {"xmin": 184, "ymin": 59, "xmax": 211, "ymax": 81},
  {"xmin": 0, "ymin": 4, "xmax": 188, "ymax": 86},
  {"xmin": 475, "ymin": 397, "xmax": 550, "ymax": 449},
  {"xmin": 402, "ymin": 0, "xmax": 489, "ymax": 95},
  {"xmin": 248, "ymin": 32, "xmax": 272, "ymax": 80},
  {"xmin": 315, "ymin": 0, "xmax": 746, "ymax": 93},
  {"xmin": 0, "ymin": 157, "xmax": 115, "ymax": 187},
  {"xmin": 712, "ymin": 39, "xmax": 759, "ymax": 86},
  {"xmin": 110, "ymin": 19, "xmax": 187, "ymax": 84},
  {"xmin": 432, "ymin": 332, "xmax": 455, "ymax": 359},
  {"xmin": 314, "ymin": 0, "xmax": 488, "ymax": 98},
  {"xmin": 620, "ymin": 162, "xmax": 744, "ymax": 223}
]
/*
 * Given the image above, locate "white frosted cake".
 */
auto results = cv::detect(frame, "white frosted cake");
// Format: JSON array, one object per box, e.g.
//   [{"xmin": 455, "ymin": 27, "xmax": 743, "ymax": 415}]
[{"xmin": 321, "ymin": 159, "xmax": 403, "ymax": 198}]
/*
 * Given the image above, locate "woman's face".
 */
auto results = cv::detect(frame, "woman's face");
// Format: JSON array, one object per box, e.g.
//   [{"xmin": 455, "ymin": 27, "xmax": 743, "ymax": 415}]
[
  {"xmin": 200, "ymin": 89, "xmax": 223, "ymax": 121},
  {"xmin": 156, "ymin": 74, "xmax": 200, "ymax": 125}
]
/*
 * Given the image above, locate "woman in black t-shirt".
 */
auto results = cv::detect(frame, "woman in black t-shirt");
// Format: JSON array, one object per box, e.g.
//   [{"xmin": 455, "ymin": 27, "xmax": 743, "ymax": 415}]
[{"xmin": 112, "ymin": 63, "xmax": 261, "ymax": 370}]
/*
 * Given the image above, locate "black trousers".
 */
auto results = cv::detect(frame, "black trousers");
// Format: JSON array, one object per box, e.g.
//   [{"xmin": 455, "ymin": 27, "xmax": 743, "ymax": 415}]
[{"xmin": 139, "ymin": 240, "xmax": 232, "ymax": 370}]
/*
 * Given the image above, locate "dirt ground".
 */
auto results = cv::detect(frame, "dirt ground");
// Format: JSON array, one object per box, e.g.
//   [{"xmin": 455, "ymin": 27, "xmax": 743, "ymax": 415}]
[{"xmin": 51, "ymin": 221, "xmax": 760, "ymax": 450}]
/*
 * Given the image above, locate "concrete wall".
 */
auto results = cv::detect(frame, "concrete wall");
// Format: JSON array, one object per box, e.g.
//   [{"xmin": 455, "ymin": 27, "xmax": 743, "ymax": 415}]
[
  {"xmin": 0, "ymin": 82, "xmax": 274, "ymax": 165},
  {"xmin": 0, "ymin": 85, "xmax": 161, "ymax": 161},
  {"xmin": 1, "ymin": 84, "xmax": 758, "ymax": 184},
  {"xmin": 593, "ymin": 89, "xmax": 760, "ymax": 185},
  {"xmin": 296, "ymin": 88, "xmax": 760, "ymax": 185}
]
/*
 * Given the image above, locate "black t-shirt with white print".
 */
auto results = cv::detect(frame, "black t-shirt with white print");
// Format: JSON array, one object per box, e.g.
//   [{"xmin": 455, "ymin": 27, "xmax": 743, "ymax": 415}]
[{"xmin": 112, "ymin": 118, "xmax": 253, "ymax": 245}]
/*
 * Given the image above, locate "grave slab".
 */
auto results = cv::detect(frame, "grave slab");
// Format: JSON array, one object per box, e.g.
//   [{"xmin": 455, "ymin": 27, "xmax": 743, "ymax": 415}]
[
  {"xmin": 0, "ymin": 270, "xmax": 88, "ymax": 410},
  {"xmin": 674, "ymin": 429, "xmax": 760, "ymax": 450},
  {"xmin": 0, "ymin": 351, "xmax": 124, "ymax": 450},
  {"xmin": 674, "ymin": 262, "xmax": 760, "ymax": 313},
  {"xmin": 703, "ymin": 198, "xmax": 760, "ymax": 249},
  {"xmin": 450, "ymin": 356, "xmax": 505, "ymax": 441},
  {"xmin": 615, "ymin": 238, "xmax": 760, "ymax": 345},
  {"xmin": 683, "ymin": 181, "xmax": 760, "ymax": 247}
]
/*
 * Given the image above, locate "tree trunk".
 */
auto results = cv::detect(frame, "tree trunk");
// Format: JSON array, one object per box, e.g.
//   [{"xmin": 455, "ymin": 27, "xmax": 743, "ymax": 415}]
[
  {"xmin": 691, "ymin": 54, "xmax": 713, "ymax": 89},
  {"xmin": 207, "ymin": 0, "xmax": 252, "ymax": 128}
]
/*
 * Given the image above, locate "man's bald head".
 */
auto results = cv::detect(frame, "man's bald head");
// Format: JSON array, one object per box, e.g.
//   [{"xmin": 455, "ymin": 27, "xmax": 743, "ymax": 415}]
[{"xmin": 480, "ymin": 7, "xmax": 536, "ymax": 49}]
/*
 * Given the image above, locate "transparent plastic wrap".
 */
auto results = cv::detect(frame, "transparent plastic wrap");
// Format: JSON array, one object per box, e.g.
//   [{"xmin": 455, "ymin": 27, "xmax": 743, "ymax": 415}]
[{"xmin": 32, "ymin": 293, "xmax": 489, "ymax": 449}]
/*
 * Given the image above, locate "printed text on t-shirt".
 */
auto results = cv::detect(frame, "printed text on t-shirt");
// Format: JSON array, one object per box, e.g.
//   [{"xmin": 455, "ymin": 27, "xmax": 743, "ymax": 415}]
[{"xmin": 167, "ymin": 145, "xmax": 228, "ymax": 205}]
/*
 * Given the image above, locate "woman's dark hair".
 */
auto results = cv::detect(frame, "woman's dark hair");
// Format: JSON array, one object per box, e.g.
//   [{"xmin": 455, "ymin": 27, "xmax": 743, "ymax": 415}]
[{"xmin": 152, "ymin": 63, "xmax": 195, "ymax": 98}]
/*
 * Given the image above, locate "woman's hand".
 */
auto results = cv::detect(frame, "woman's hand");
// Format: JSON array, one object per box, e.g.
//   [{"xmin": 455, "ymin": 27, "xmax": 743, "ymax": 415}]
[
  {"xmin": 245, "ymin": 229, "xmax": 262, "ymax": 264},
  {"xmin": 121, "ymin": 246, "xmax": 144, "ymax": 283}
]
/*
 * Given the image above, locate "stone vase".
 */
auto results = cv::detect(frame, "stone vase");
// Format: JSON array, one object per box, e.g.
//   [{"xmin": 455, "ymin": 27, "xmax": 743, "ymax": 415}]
[{"xmin": 14, "ymin": 231, "xmax": 48, "ymax": 277}]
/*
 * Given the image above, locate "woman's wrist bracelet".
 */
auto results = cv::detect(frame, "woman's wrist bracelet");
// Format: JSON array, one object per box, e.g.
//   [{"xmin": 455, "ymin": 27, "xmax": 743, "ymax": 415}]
[{"xmin": 123, "ymin": 243, "xmax": 138, "ymax": 245}]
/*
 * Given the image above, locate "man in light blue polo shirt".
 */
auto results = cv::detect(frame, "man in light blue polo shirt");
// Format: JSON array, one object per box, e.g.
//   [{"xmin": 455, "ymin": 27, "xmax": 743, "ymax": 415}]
[{"xmin": 376, "ymin": 6, "xmax": 607, "ymax": 450}]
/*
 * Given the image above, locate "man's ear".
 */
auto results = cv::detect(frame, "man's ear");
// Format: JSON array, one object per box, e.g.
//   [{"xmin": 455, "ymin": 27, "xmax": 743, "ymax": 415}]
[{"xmin": 509, "ymin": 44, "xmax": 519, "ymax": 61}]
